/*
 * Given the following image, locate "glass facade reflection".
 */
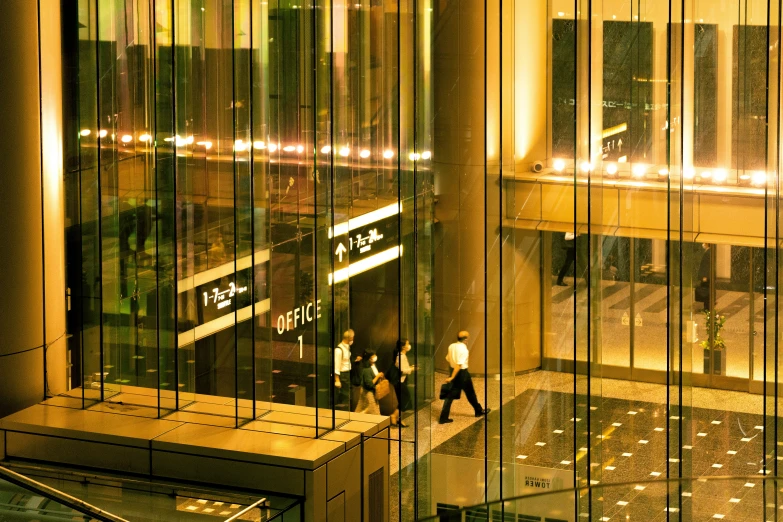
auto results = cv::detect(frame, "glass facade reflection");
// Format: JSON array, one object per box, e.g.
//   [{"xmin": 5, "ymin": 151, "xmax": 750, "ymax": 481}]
[{"xmin": 50, "ymin": 0, "xmax": 783, "ymax": 520}]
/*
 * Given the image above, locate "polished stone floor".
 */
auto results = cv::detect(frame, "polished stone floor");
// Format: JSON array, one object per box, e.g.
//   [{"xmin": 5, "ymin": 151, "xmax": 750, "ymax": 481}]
[{"xmin": 390, "ymin": 371, "xmax": 782, "ymax": 521}]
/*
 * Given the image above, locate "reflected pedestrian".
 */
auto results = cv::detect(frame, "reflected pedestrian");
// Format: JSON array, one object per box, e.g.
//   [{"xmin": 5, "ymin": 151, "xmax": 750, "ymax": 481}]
[{"xmin": 556, "ymin": 232, "xmax": 577, "ymax": 286}]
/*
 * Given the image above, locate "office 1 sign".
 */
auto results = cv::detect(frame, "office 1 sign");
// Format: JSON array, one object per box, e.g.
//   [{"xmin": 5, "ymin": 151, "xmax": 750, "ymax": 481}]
[
  {"xmin": 276, "ymin": 300, "xmax": 322, "ymax": 358},
  {"xmin": 328, "ymin": 202, "xmax": 402, "ymax": 284}
]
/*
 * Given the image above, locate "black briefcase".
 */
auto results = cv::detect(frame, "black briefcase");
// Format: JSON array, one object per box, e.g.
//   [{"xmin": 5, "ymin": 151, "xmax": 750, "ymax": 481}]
[{"xmin": 439, "ymin": 381, "xmax": 461, "ymax": 400}]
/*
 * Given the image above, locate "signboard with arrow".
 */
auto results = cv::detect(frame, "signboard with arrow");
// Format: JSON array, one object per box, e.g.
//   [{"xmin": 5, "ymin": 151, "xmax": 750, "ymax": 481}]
[{"xmin": 329, "ymin": 202, "xmax": 401, "ymax": 284}]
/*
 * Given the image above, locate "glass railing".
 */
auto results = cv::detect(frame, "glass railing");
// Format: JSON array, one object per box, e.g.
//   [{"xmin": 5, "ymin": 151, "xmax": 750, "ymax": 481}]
[
  {"xmin": 0, "ymin": 465, "xmax": 127, "ymax": 521},
  {"xmin": 419, "ymin": 476, "xmax": 783, "ymax": 521},
  {"xmin": 1, "ymin": 463, "xmax": 302, "ymax": 521}
]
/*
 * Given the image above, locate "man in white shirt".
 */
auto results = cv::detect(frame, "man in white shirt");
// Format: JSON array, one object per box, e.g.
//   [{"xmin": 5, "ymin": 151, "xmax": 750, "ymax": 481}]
[
  {"xmin": 556, "ymin": 231, "xmax": 578, "ymax": 286},
  {"xmin": 439, "ymin": 330, "xmax": 489, "ymax": 424},
  {"xmin": 334, "ymin": 329, "xmax": 358, "ymax": 410}
]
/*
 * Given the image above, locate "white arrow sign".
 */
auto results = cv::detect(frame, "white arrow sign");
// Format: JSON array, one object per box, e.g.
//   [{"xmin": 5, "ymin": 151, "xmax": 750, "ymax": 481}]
[{"xmin": 335, "ymin": 242, "xmax": 347, "ymax": 262}]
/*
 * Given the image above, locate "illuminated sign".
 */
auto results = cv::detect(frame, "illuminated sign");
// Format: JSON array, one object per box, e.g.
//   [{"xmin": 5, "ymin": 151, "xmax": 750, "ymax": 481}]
[
  {"xmin": 203, "ymin": 281, "xmax": 248, "ymax": 311},
  {"xmin": 328, "ymin": 202, "xmax": 402, "ymax": 284},
  {"xmin": 276, "ymin": 300, "xmax": 322, "ymax": 359},
  {"xmin": 176, "ymin": 251, "xmax": 271, "ymax": 346},
  {"xmin": 276, "ymin": 300, "xmax": 322, "ymax": 334},
  {"xmin": 196, "ymin": 267, "xmax": 253, "ymax": 325}
]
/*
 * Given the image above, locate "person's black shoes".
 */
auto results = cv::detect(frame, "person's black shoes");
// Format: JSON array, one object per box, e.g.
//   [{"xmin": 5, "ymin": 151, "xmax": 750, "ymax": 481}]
[
  {"xmin": 476, "ymin": 408, "xmax": 491, "ymax": 417},
  {"xmin": 440, "ymin": 419, "xmax": 454, "ymax": 424},
  {"xmin": 556, "ymin": 281, "xmax": 568, "ymax": 287}
]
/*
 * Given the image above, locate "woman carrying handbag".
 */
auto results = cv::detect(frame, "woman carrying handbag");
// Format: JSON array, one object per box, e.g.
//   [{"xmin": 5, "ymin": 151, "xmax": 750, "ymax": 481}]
[{"xmin": 356, "ymin": 349, "xmax": 401, "ymax": 426}]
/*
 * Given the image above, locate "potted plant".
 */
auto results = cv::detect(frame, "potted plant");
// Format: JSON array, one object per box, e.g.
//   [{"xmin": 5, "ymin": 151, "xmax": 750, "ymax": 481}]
[{"xmin": 701, "ymin": 309, "xmax": 726, "ymax": 375}]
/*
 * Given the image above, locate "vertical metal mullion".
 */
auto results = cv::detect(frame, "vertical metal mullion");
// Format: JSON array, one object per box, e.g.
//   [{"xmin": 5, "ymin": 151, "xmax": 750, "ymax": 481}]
[
  {"xmin": 232, "ymin": 0, "xmax": 241, "ymax": 427},
  {"xmin": 152, "ymin": 0, "xmax": 161, "ymax": 416},
  {"xmin": 571, "ymin": 0, "xmax": 579, "ymax": 514},
  {"xmin": 95, "ymin": 0, "xmax": 105, "ymax": 403},
  {"xmin": 329, "ymin": 0, "xmax": 337, "ymax": 438},
  {"xmin": 171, "ymin": 0, "xmax": 179, "ymax": 414},
  {"xmin": 249, "ymin": 0, "xmax": 256, "ymax": 422},
  {"xmin": 498, "ymin": 0, "xmax": 504, "ymax": 506},
  {"xmin": 482, "ymin": 0, "xmax": 489, "ymax": 505},
  {"xmin": 311, "ymin": 0, "xmax": 322, "ymax": 432},
  {"xmin": 396, "ymin": 0, "xmax": 406, "ymax": 518}
]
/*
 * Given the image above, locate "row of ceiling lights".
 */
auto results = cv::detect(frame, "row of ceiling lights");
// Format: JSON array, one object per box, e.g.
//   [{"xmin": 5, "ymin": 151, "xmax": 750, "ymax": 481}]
[
  {"xmin": 553, "ymin": 159, "xmax": 769, "ymax": 186},
  {"xmin": 79, "ymin": 129, "xmax": 432, "ymax": 160}
]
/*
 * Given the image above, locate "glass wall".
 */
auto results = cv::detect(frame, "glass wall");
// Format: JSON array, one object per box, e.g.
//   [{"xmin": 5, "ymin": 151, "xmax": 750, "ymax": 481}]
[{"xmin": 58, "ymin": 0, "xmax": 783, "ymax": 520}]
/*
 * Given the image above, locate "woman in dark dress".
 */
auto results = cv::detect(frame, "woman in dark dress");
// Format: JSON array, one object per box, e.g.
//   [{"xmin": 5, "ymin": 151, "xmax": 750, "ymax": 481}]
[{"xmin": 386, "ymin": 339, "xmax": 414, "ymax": 426}]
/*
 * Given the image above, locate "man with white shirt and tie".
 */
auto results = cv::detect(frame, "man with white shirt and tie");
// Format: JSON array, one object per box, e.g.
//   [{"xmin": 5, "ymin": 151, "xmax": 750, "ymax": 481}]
[{"xmin": 439, "ymin": 330, "xmax": 489, "ymax": 424}]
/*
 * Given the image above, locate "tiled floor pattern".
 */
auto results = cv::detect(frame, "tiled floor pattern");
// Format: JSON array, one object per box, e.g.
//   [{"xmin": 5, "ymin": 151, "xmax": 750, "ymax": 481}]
[{"xmin": 421, "ymin": 387, "xmax": 779, "ymax": 521}]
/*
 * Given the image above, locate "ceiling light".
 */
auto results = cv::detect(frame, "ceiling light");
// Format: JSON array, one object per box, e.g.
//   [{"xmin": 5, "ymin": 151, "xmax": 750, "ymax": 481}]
[
  {"xmin": 605, "ymin": 163, "xmax": 617, "ymax": 175},
  {"xmin": 383, "ymin": 149, "xmax": 394, "ymax": 159},
  {"xmin": 121, "ymin": 134, "xmax": 133, "ymax": 143},
  {"xmin": 752, "ymin": 171, "xmax": 767, "ymax": 185},
  {"xmin": 359, "ymin": 149, "xmax": 371, "ymax": 159},
  {"xmin": 632, "ymin": 164, "xmax": 646, "ymax": 177},
  {"xmin": 339, "ymin": 146, "xmax": 350, "ymax": 157},
  {"xmin": 321, "ymin": 145, "xmax": 331, "ymax": 154},
  {"xmin": 553, "ymin": 159, "xmax": 565, "ymax": 172},
  {"xmin": 79, "ymin": 129, "xmax": 91, "ymax": 136}
]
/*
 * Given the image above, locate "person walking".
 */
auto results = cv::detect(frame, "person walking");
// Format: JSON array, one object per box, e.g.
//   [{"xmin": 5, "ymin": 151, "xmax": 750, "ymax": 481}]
[
  {"xmin": 386, "ymin": 338, "xmax": 414, "ymax": 427},
  {"xmin": 556, "ymin": 232, "xmax": 577, "ymax": 286},
  {"xmin": 334, "ymin": 329, "xmax": 360, "ymax": 410},
  {"xmin": 355, "ymin": 350, "xmax": 384, "ymax": 416},
  {"xmin": 439, "ymin": 331, "xmax": 489, "ymax": 424}
]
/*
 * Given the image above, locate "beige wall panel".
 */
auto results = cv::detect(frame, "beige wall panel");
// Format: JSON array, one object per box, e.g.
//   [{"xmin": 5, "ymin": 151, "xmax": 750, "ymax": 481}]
[
  {"xmin": 305, "ymin": 462, "xmax": 327, "ymax": 522},
  {"xmin": 619, "ymin": 189, "xmax": 668, "ymax": 231},
  {"xmin": 510, "ymin": 181, "xmax": 542, "ymax": 221},
  {"xmin": 7, "ymin": 433, "xmax": 149, "ymax": 474},
  {"xmin": 699, "ymin": 195, "xmax": 764, "ymax": 238},
  {"xmin": 152, "ymin": 450, "xmax": 305, "ymax": 496},
  {"xmin": 514, "ymin": 230, "xmax": 542, "ymax": 372},
  {"xmin": 363, "ymin": 433, "xmax": 389, "ymax": 522},
  {"xmin": 327, "ymin": 445, "xmax": 361, "ymax": 522},
  {"xmin": 327, "ymin": 492, "xmax": 345, "ymax": 522}
]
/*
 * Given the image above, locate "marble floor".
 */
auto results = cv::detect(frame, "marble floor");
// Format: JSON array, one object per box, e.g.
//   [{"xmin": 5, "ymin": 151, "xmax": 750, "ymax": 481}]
[{"xmin": 389, "ymin": 370, "xmax": 782, "ymax": 521}]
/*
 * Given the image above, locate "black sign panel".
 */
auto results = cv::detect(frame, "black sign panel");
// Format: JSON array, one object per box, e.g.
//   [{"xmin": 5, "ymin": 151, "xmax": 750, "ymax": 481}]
[
  {"xmin": 333, "ymin": 213, "xmax": 399, "ymax": 266},
  {"xmin": 195, "ymin": 265, "xmax": 253, "ymax": 326}
]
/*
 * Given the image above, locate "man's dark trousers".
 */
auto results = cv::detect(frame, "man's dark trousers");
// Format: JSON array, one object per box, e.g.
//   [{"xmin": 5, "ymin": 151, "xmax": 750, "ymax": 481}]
[{"xmin": 439, "ymin": 369, "xmax": 483, "ymax": 422}]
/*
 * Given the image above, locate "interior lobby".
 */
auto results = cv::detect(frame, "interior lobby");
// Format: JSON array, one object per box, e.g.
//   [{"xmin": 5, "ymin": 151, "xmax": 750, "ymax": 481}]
[{"xmin": 4, "ymin": 0, "xmax": 783, "ymax": 521}]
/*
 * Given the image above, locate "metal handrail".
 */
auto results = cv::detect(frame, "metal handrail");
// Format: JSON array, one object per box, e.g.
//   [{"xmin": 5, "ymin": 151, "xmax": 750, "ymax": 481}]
[
  {"xmin": 223, "ymin": 498, "xmax": 268, "ymax": 521},
  {"xmin": 0, "ymin": 465, "xmax": 129, "ymax": 522}
]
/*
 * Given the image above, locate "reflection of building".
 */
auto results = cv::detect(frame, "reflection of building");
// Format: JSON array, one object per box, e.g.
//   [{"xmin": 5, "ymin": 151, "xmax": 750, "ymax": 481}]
[{"xmin": 3, "ymin": 1, "xmax": 783, "ymax": 520}]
